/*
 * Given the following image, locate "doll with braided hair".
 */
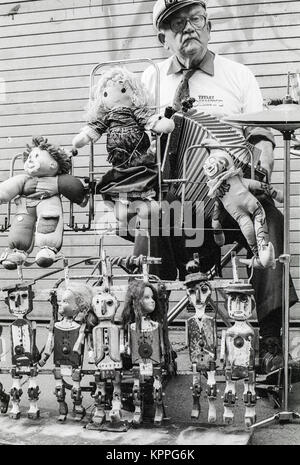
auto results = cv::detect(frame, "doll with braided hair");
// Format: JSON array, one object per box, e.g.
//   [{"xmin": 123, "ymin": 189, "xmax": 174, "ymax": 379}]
[
  {"xmin": 0, "ymin": 136, "xmax": 86, "ymax": 269},
  {"xmin": 122, "ymin": 279, "xmax": 168, "ymax": 425}
]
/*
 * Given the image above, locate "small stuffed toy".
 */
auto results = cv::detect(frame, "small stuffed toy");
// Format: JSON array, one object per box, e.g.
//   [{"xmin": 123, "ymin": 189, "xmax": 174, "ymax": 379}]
[
  {"xmin": 0, "ymin": 136, "xmax": 86, "ymax": 269},
  {"xmin": 203, "ymin": 140, "xmax": 283, "ymax": 269},
  {"xmin": 72, "ymin": 66, "xmax": 174, "ymax": 229}
]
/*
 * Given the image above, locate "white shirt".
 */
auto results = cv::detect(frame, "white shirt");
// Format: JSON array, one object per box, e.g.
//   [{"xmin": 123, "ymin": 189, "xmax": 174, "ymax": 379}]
[{"xmin": 142, "ymin": 53, "xmax": 264, "ymax": 119}]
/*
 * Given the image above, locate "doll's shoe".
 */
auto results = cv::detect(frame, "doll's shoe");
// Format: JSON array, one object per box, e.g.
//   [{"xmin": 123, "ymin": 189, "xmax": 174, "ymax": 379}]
[
  {"xmin": 35, "ymin": 247, "xmax": 57, "ymax": 267},
  {"xmin": 0, "ymin": 248, "xmax": 28, "ymax": 270}
]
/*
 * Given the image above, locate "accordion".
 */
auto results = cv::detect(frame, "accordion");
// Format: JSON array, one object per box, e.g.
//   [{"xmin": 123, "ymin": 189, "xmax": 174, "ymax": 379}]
[{"xmin": 162, "ymin": 112, "xmax": 266, "ymax": 219}]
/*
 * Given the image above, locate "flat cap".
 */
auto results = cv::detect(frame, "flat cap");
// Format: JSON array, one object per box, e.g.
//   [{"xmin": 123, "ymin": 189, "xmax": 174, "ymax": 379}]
[{"xmin": 153, "ymin": 0, "xmax": 207, "ymax": 31}]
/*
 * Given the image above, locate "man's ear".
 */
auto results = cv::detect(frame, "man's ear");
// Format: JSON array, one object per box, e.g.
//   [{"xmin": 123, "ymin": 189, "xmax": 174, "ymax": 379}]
[
  {"xmin": 207, "ymin": 20, "xmax": 212, "ymax": 33},
  {"xmin": 158, "ymin": 32, "xmax": 167, "ymax": 48}
]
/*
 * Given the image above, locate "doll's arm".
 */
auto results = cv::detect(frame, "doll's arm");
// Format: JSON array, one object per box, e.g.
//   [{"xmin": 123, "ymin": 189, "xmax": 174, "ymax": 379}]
[
  {"xmin": 72, "ymin": 120, "xmax": 107, "ymax": 148},
  {"xmin": 57, "ymin": 174, "xmax": 87, "ymax": 205},
  {"xmin": 0, "ymin": 174, "xmax": 27, "ymax": 204},
  {"xmin": 244, "ymin": 179, "xmax": 283, "ymax": 203},
  {"xmin": 73, "ymin": 322, "xmax": 87, "ymax": 354}
]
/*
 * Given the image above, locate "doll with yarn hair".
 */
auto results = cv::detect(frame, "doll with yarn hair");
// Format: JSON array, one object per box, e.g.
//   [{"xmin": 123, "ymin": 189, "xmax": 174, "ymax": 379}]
[
  {"xmin": 122, "ymin": 280, "xmax": 169, "ymax": 425},
  {"xmin": 72, "ymin": 66, "xmax": 174, "ymax": 234},
  {"xmin": 0, "ymin": 136, "xmax": 86, "ymax": 270}
]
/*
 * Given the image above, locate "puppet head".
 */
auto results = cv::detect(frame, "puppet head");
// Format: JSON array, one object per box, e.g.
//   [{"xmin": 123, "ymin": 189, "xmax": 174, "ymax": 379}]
[
  {"xmin": 58, "ymin": 282, "xmax": 94, "ymax": 322},
  {"xmin": 85, "ymin": 66, "xmax": 151, "ymax": 121},
  {"xmin": 203, "ymin": 139, "xmax": 234, "ymax": 180},
  {"xmin": 23, "ymin": 136, "xmax": 71, "ymax": 177},
  {"xmin": 3, "ymin": 281, "xmax": 35, "ymax": 317},
  {"xmin": 92, "ymin": 290, "xmax": 119, "ymax": 322},
  {"xmin": 122, "ymin": 280, "xmax": 164, "ymax": 331},
  {"xmin": 225, "ymin": 283, "xmax": 256, "ymax": 321}
]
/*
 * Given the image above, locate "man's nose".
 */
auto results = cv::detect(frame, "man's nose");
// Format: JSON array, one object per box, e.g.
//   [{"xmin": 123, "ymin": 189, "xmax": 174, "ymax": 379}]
[{"xmin": 183, "ymin": 18, "xmax": 196, "ymax": 32}]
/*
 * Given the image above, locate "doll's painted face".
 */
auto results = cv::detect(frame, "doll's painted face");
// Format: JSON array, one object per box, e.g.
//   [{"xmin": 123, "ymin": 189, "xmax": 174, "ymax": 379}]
[
  {"xmin": 59, "ymin": 290, "xmax": 78, "ymax": 319},
  {"xmin": 141, "ymin": 287, "xmax": 156, "ymax": 315},
  {"xmin": 24, "ymin": 147, "xmax": 59, "ymax": 177},
  {"xmin": 203, "ymin": 153, "xmax": 228, "ymax": 179},
  {"xmin": 227, "ymin": 293, "xmax": 253, "ymax": 320},
  {"xmin": 102, "ymin": 80, "xmax": 134, "ymax": 110}
]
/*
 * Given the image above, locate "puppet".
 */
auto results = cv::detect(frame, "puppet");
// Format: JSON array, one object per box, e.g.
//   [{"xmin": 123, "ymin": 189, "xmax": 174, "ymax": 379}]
[
  {"xmin": 203, "ymin": 141, "xmax": 283, "ymax": 268},
  {"xmin": 39, "ymin": 282, "xmax": 95, "ymax": 422},
  {"xmin": 0, "ymin": 136, "xmax": 86, "ymax": 270},
  {"xmin": 122, "ymin": 280, "xmax": 167, "ymax": 425}
]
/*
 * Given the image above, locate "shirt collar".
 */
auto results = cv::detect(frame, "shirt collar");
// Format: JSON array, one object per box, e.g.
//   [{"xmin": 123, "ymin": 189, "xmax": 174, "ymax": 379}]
[{"xmin": 166, "ymin": 49, "xmax": 215, "ymax": 76}]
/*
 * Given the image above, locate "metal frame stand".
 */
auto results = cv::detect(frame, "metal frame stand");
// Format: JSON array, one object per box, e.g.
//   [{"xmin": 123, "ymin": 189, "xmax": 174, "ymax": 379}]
[{"xmin": 251, "ymin": 129, "xmax": 300, "ymax": 429}]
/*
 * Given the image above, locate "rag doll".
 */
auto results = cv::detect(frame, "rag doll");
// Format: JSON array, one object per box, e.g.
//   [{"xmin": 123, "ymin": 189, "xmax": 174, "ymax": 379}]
[{"xmin": 72, "ymin": 66, "xmax": 174, "ymax": 234}]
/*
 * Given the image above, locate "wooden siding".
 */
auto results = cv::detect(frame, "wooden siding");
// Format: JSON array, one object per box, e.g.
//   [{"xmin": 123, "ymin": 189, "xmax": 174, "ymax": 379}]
[{"xmin": 0, "ymin": 0, "xmax": 300, "ymax": 320}]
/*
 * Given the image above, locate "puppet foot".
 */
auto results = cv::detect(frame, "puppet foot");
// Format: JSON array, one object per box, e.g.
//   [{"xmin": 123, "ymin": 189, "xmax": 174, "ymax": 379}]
[
  {"xmin": 0, "ymin": 248, "xmax": 27, "ymax": 270},
  {"xmin": 35, "ymin": 247, "xmax": 57, "ymax": 267}
]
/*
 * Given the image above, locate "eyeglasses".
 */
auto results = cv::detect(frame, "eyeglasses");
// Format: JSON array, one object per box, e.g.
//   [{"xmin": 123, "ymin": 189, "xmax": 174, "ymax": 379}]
[{"xmin": 169, "ymin": 14, "xmax": 207, "ymax": 33}]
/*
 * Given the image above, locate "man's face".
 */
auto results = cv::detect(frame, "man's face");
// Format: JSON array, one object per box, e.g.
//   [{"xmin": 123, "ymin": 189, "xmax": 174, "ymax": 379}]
[{"xmin": 160, "ymin": 5, "xmax": 210, "ymax": 62}]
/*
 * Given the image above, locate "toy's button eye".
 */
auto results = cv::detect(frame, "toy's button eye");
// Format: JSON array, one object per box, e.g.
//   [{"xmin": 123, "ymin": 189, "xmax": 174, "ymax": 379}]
[
  {"xmin": 21, "ymin": 293, "xmax": 28, "ymax": 299},
  {"xmin": 10, "ymin": 295, "xmax": 16, "ymax": 300},
  {"xmin": 121, "ymin": 87, "xmax": 126, "ymax": 93},
  {"xmin": 103, "ymin": 91, "xmax": 108, "ymax": 97},
  {"xmin": 106, "ymin": 300, "xmax": 113, "ymax": 306}
]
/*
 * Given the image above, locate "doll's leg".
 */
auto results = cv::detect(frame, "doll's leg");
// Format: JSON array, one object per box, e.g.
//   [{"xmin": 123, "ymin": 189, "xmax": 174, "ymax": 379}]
[
  {"xmin": 27, "ymin": 368, "xmax": 40, "ymax": 420},
  {"xmin": 71, "ymin": 368, "xmax": 86, "ymax": 421},
  {"xmin": 114, "ymin": 201, "xmax": 129, "ymax": 230},
  {"xmin": 191, "ymin": 363, "xmax": 201, "ymax": 418},
  {"xmin": 54, "ymin": 368, "xmax": 68, "ymax": 422},
  {"xmin": 9, "ymin": 373, "xmax": 23, "ymax": 420},
  {"xmin": 1, "ymin": 207, "xmax": 36, "ymax": 269},
  {"xmin": 35, "ymin": 197, "xmax": 63, "ymax": 267},
  {"xmin": 134, "ymin": 199, "xmax": 160, "ymax": 236}
]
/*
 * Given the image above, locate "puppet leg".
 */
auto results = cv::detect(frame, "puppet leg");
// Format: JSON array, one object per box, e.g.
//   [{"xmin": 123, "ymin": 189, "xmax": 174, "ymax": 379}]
[
  {"xmin": 0, "ymin": 382, "xmax": 10, "ymax": 414},
  {"xmin": 132, "ymin": 367, "xmax": 142, "ymax": 425},
  {"xmin": 54, "ymin": 368, "xmax": 68, "ymax": 422},
  {"xmin": 109, "ymin": 371, "xmax": 122, "ymax": 423},
  {"xmin": 243, "ymin": 371, "xmax": 257, "ymax": 428},
  {"xmin": 153, "ymin": 367, "xmax": 164, "ymax": 426},
  {"xmin": 223, "ymin": 369, "xmax": 236, "ymax": 424},
  {"xmin": 27, "ymin": 369, "xmax": 40, "ymax": 420},
  {"xmin": 35, "ymin": 197, "xmax": 63, "ymax": 267},
  {"xmin": 10, "ymin": 375, "xmax": 23, "ymax": 419},
  {"xmin": 88, "ymin": 372, "xmax": 106, "ymax": 427},
  {"xmin": 1, "ymin": 206, "xmax": 36, "ymax": 269},
  {"xmin": 71, "ymin": 369, "xmax": 85, "ymax": 421},
  {"xmin": 191, "ymin": 363, "xmax": 201, "ymax": 418},
  {"xmin": 207, "ymin": 368, "xmax": 217, "ymax": 423}
]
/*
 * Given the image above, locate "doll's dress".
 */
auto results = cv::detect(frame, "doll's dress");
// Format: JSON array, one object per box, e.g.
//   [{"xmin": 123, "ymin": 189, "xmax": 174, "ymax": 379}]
[{"xmin": 86, "ymin": 107, "xmax": 158, "ymax": 202}]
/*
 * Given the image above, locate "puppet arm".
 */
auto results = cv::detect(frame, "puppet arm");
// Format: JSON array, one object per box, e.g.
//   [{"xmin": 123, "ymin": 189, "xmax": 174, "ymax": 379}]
[
  {"xmin": 212, "ymin": 199, "xmax": 226, "ymax": 246},
  {"xmin": 57, "ymin": 174, "xmax": 87, "ymax": 206},
  {"xmin": 243, "ymin": 178, "xmax": 283, "ymax": 203},
  {"xmin": 0, "ymin": 174, "xmax": 28, "ymax": 204}
]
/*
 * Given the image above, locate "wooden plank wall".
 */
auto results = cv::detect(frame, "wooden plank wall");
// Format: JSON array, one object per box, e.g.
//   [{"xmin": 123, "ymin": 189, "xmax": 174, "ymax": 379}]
[{"xmin": 0, "ymin": 0, "xmax": 300, "ymax": 320}]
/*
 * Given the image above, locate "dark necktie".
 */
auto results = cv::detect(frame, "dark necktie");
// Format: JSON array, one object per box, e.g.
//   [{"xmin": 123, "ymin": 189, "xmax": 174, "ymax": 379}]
[{"xmin": 172, "ymin": 68, "xmax": 196, "ymax": 112}]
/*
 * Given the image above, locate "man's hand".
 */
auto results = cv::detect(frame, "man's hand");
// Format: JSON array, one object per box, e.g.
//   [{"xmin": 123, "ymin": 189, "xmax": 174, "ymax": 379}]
[{"xmin": 255, "ymin": 139, "xmax": 274, "ymax": 181}]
